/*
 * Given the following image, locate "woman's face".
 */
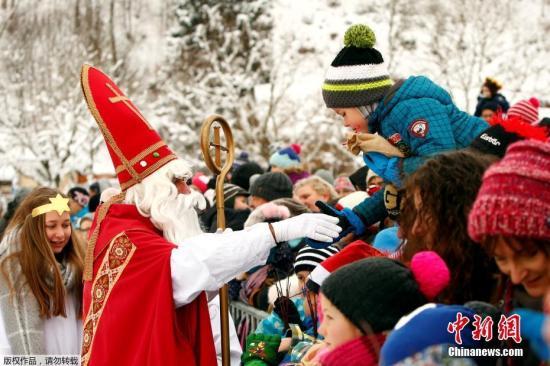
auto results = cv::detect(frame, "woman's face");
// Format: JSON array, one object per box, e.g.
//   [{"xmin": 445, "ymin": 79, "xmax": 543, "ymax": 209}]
[
  {"xmin": 333, "ymin": 108, "xmax": 368, "ymax": 133},
  {"xmin": 44, "ymin": 211, "xmax": 72, "ymax": 254},
  {"xmin": 493, "ymin": 238, "xmax": 550, "ymax": 298},
  {"xmin": 318, "ymin": 295, "xmax": 362, "ymax": 350},
  {"xmin": 294, "ymin": 185, "xmax": 329, "ymax": 212}
]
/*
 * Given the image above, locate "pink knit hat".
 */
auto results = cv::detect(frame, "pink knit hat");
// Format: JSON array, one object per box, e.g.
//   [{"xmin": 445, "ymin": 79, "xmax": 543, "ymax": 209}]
[
  {"xmin": 468, "ymin": 139, "xmax": 550, "ymax": 242},
  {"xmin": 507, "ymin": 97, "xmax": 540, "ymax": 125}
]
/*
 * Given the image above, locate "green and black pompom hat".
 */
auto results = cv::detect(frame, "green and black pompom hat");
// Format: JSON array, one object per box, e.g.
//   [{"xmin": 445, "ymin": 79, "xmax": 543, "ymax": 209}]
[{"xmin": 322, "ymin": 24, "xmax": 392, "ymax": 108}]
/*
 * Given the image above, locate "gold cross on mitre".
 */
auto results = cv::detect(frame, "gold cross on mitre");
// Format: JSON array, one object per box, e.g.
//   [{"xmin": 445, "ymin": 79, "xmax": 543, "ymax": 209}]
[
  {"xmin": 31, "ymin": 194, "xmax": 71, "ymax": 217},
  {"xmin": 105, "ymin": 83, "xmax": 154, "ymax": 130}
]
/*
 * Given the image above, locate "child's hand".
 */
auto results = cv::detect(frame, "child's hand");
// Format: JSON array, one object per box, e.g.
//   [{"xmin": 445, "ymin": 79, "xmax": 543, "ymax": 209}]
[{"xmin": 346, "ymin": 133, "xmax": 404, "ymax": 157}]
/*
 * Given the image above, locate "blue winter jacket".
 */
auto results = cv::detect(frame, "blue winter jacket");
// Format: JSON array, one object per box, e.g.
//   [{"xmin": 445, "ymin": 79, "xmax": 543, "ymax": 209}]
[{"xmin": 354, "ymin": 76, "xmax": 488, "ymax": 225}]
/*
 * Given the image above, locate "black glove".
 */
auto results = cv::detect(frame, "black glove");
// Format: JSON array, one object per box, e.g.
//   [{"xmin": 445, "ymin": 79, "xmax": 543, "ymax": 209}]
[{"xmin": 304, "ymin": 201, "xmax": 366, "ymax": 248}]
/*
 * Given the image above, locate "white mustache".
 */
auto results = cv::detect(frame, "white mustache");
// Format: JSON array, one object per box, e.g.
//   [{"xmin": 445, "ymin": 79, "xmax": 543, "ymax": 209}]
[{"xmin": 176, "ymin": 190, "xmax": 206, "ymax": 212}]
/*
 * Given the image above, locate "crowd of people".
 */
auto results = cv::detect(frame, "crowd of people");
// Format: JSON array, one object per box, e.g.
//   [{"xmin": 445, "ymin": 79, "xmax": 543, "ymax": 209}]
[{"xmin": 0, "ymin": 23, "xmax": 548, "ymax": 366}]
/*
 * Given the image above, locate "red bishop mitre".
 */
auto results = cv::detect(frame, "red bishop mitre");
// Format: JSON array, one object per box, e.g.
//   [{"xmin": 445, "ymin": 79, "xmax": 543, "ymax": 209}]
[{"xmin": 81, "ymin": 64, "xmax": 177, "ymax": 191}]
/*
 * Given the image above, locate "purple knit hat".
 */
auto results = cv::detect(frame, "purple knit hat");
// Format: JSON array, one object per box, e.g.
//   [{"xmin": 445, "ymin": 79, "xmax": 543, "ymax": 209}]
[{"xmin": 468, "ymin": 139, "xmax": 550, "ymax": 242}]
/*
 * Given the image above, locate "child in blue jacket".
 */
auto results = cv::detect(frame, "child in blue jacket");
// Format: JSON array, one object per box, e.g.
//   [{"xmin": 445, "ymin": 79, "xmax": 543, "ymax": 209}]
[{"xmin": 310, "ymin": 24, "xmax": 488, "ymax": 246}]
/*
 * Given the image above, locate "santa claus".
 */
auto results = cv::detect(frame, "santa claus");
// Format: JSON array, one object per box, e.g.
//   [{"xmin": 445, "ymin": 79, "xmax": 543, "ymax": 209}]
[{"xmin": 79, "ymin": 65, "xmax": 341, "ymax": 366}]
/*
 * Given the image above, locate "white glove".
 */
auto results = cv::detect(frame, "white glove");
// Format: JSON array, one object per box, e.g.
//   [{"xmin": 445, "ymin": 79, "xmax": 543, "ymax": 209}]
[{"xmin": 271, "ymin": 213, "xmax": 341, "ymax": 243}]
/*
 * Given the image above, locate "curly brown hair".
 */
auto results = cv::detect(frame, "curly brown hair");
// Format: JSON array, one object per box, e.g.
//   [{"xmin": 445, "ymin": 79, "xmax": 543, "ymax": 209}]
[{"xmin": 399, "ymin": 150, "xmax": 499, "ymax": 304}]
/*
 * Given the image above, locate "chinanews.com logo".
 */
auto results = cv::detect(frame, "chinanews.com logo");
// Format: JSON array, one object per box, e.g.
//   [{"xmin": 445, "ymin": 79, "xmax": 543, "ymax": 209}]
[{"xmin": 447, "ymin": 312, "xmax": 524, "ymax": 358}]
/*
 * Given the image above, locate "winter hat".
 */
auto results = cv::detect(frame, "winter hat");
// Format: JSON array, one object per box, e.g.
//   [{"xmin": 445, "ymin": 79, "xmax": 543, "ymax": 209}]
[
  {"xmin": 213, "ymin": 183, "xmax": 249, "ymax": 208},
  {"xmin": 231, "ymin": 162, "xmax": 264, "ymax": 191},
  {"xmin": 269, "ymin": 144, "xmax": 302, "ymax": 169},
  {"xmin": 469, "ymin": 114, "xmax": 548, "ymax": 158},
  {"xmin": 314, "ymin": 169, "xmax": 335, "ymax": 185},
  {"xmin": 191, "ymin": 172, "xmax": 209, "ymax": 193},
  {"xmin": 479, "ymin": 100, "xmax": 499, "ymax": 113},
  {"xmin": 334, "ymin": 176, "xmax": 355, "ymax": 193},
  {"xmin": 294, "ymin": 245, "xmax": 340, "ymax": 274},
  {"xmin": 380, "ymin": 301, "xmax": 500, "ymax": 366},
  {"xmin": 68, "ymin": 187, "xmax": 90, "ymax": 207},
  {"xmin": 468, "ymin": 139, "xmax": 550, "ymax": 242},
  {"xmin": 507, "ymin": 97, "xmax": 540, "ymax": 125},
  {"xmin": 380, "ymin": 304, "xmax": 479, "ymax": 365},
  {"xmin": 348, "ymin": 166, "xmax": 369, "ymax": 191},
  {"xmin": 233, "ymin": 151, "xmax": 250, "ymax": 170},
  {"xmin": 307, "ymin": 240, "xmax": 384, "ymax": 294},
  {"xmin": 321, "ymin": 251, "xmax": 450, "ymax": 334},
  {"xmin": 249, "ymin": 172, "xmax": 293, "ymax": 202},
  {"xmin": 322, "ymin": 24, "xmax": 392, "ymax": 108}
]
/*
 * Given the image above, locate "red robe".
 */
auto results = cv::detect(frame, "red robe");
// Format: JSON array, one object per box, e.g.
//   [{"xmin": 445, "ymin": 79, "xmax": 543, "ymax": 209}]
[{"xmin": 81, "ymin": 204, "xmax": 217, "ymax": 366}]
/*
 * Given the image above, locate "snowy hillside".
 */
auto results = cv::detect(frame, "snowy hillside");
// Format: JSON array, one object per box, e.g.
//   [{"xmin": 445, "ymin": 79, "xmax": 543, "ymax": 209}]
[{"xmin": 0, "ymin": 0, "xmax": 548, "ymax": 187}]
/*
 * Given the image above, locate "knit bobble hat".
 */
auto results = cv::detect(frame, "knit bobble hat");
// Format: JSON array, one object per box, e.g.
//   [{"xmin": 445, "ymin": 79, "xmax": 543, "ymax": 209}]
[
  {"xmin": 507, "ymin": 97, "xmax": 540, "ymax": 125},
  {"xmin": 213, "ymin": 183, "xmax": 249, "ymax": 208},
  {"xmin": 249, "ymin": 172, "xmax": 293, "ymax": 202},
  {"xmin": 468, "ymin": 139, "xmax": 550, "ymax": 242},
  {"xmin": 269, "ymin": 144, "xmax": 301, "ymax": 169},
  {"xmin": 380, "ymin": 304, "xmax": 479, "ymax": 365},
  {"xmin": 231, "ymin": 162, "xmax": 264, "ymax": 191},
  {"xmin": 294, "ymin": 245, "xmax": 340, "ymax": 274},
  {"xmin": 321, "ymin": 251, "xmax": 450, "ymax": 334},
  {"xmin": 322, "ymin": 24, "xmax": 392, "ymax": 108}
]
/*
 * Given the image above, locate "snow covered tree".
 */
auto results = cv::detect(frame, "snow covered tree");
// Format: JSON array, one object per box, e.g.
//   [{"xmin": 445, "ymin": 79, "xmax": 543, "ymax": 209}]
[
  {"xmin": 0, "ymin": 0, "xmax": 163, "ymax": 187},
  {"xmin": 155, "ymin": 0, "xmax": 276, "ymax": 161}
]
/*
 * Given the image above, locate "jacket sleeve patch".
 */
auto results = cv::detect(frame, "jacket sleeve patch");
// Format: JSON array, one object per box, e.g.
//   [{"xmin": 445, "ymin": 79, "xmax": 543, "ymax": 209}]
[{"xmin": 408, "ymin": 119, "xmax": 429, "ymax": 138}]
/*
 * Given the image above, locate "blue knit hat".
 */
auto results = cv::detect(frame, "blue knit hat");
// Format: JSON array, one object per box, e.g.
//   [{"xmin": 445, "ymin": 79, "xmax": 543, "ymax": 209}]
[
  {"xmin": 269, "ymin": 144, "xmax": 301, "ymax": 169},
  {"xmin": 380, "ymin": 304, "xmax": 488, "ymax": 365}
]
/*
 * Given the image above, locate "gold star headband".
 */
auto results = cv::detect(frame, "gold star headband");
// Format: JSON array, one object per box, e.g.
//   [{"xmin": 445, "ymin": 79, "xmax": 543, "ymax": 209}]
[{"xmin": 31, "ymin": 194, "xmax": 71, "ymax": 218}]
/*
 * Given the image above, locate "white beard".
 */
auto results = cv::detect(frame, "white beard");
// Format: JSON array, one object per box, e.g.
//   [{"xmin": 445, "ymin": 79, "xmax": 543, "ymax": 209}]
[{"xmin": 124, "ymin": 159, "xmax": 206, "ymax": 244}]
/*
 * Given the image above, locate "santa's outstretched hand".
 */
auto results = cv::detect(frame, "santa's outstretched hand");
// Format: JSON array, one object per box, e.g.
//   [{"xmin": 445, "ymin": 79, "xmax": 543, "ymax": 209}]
[{"xmin": 271, "ymin": 213, "xmax": 341, "ymax": 243}]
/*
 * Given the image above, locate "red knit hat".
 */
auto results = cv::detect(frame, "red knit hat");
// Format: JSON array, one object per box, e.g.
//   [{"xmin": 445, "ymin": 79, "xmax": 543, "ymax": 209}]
[
  {"xmin": 507, "ymin": 97, "xmax": 540, "ymax": 125},
  {"xmin": 81, "ymin": 65, "xmax": 177, "ymax": 191},
  {"xmin": 468, "ymin": 139, "xmax": 550, "ymax": 242},
  {"xmin": 306, "ymin": 240, "xmax": 384, "ymax": 293}
]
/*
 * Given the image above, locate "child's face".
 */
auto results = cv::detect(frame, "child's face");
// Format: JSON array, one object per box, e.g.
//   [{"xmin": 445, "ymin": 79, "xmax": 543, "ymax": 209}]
[
  {"xmin": 294, "ymin": 184, "xmax": 329, "ymax": 212},
  {"xmin": 333, "ymin": 108, "xmax": 368, "ymax": 133},
  {"xmin": 318, "ymin": 294, "xmax": 362, "ymax": 350},
  {"xmin": 481, "ymin": 109, "xmax": 495, "ymax": 123},
  {"xmin": 233, "ymin": 195, "xmax": 250, "ymax": 210},
  {"xmin": 45, "ymin": 211, "xmax": 72, "ymax": 254},
  {"xmin": 493, "ymin": 238, "xmax": 550, "ymax": 298}
]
